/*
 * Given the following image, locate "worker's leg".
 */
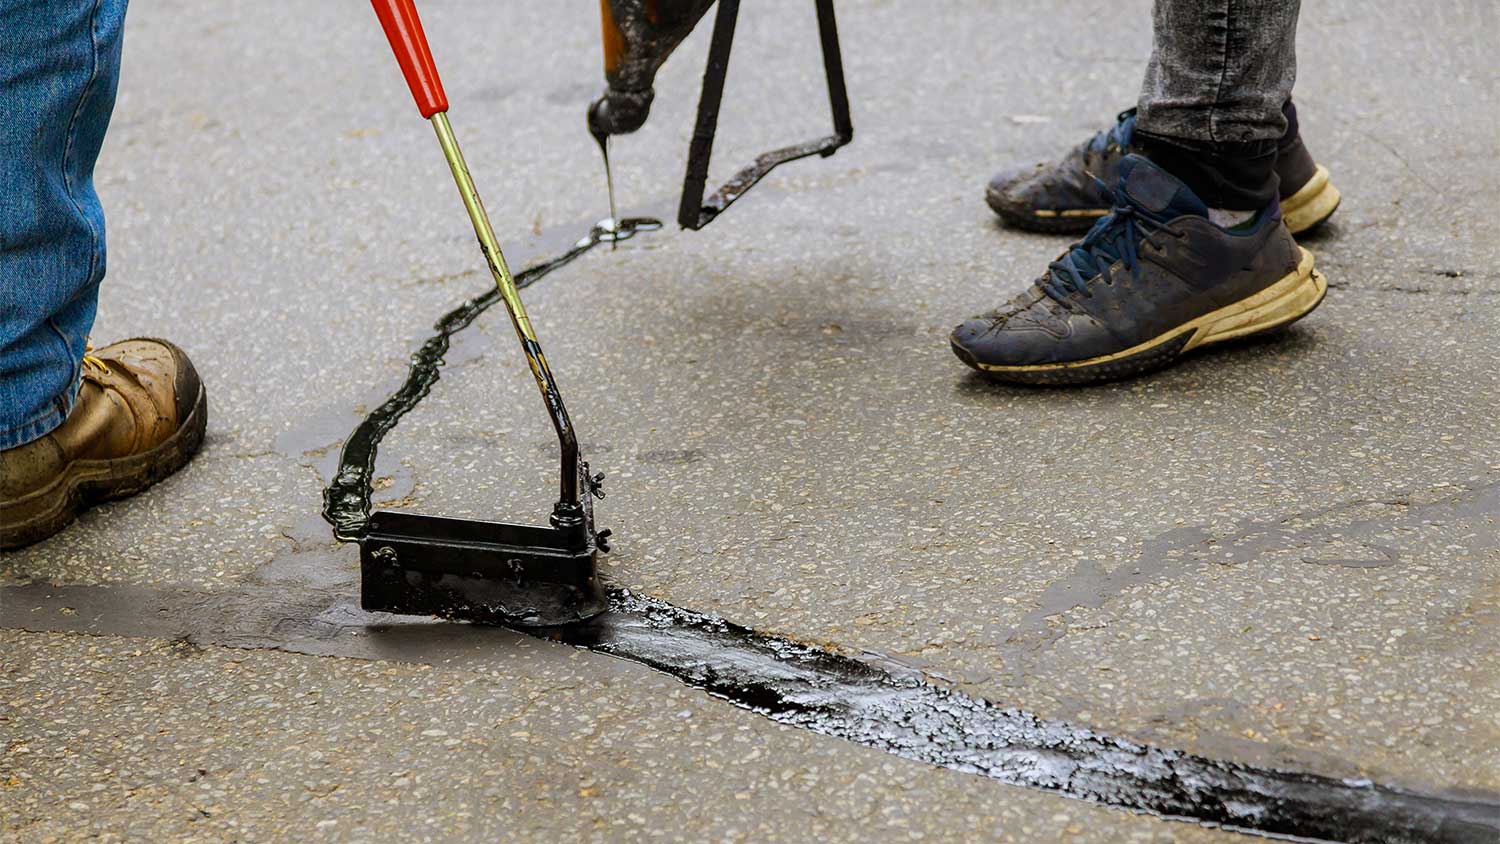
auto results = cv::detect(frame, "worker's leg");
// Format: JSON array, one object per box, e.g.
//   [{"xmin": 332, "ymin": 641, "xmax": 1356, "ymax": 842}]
[
  {"xmin": 1133, "ymin": 0, "xmax": 1302, "ymax": 214},
  {"xmin": 1, "ymin": 0, "xmax": 208, "ymax": 549},
  {"xmin": 0, "ymin": 0, "xmax": 127, "ymax": 447},
  {"xmin": 984, "ymin": 0, "xmax": 1338, "ymax": 237},
  {"xmin": 951, "ymin": 0, "xmax": 1328, "ymax": 384}
]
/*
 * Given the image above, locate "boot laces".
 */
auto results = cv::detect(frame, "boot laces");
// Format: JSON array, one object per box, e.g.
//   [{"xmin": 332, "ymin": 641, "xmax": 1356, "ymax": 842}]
[
  {"xmin": 1042, "ymin": 179, "xmax": 1167, "ymax": 303},
  {"xmin": 82, "ymin": 341, "xmax": 111, "ymax": 378}
]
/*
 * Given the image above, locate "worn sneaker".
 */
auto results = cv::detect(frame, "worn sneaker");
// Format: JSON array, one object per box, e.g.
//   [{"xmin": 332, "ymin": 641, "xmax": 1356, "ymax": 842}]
[
  {"xmin": 952, "ymin": 155, "xmax": 1327, "ymax": 385},
  {"xmin": 1, "ymin": 338, "xmax": 207, "ymax": 549},
  {"xmin": 986, "ymin": 109, "xmax": 1341, "ymax": 236}
]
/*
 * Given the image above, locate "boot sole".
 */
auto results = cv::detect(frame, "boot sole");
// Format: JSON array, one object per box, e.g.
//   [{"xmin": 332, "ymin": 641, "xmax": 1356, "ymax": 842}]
[
  {"xmin": 953, "ymin": 247, "xmax": 1327, "ymax": 385},
  {"xmin": 988, "ymin": 165, "xmax": 1341, "ymax": 237},
  {"xmin": 0, "ymin": 383, "xmax": 208, "ymax": 551}
]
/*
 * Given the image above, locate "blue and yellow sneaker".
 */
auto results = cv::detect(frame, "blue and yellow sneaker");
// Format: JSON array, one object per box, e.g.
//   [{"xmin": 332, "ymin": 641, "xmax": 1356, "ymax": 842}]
[
  {"xmin": 953, "ymin": 155, "xmax": 1327, "ymax": 385},
  {"xmin": 986, "ymin": 108, "xmax": 1340, "ymax": 236}
]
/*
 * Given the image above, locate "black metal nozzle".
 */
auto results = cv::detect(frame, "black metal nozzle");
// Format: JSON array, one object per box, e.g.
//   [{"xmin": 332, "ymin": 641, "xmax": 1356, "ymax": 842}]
[
  {"xmin": 587, "ymin": 88, "xmax": 656, "ymax": 139},
  {"xmin": 359, "ymin": 461, "xmax": 609, "ymax": 628}
]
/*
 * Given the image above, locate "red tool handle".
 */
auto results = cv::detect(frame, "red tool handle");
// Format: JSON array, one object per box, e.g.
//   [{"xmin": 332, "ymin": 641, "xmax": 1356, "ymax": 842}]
[{"xmin": 371, "ymin": 0, "xmax": 448, "ymax": 118}]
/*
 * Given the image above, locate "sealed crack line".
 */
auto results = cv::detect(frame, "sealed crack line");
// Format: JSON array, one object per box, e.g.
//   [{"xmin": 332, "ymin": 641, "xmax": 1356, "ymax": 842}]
[
  {"xmin": 2, "ymin": 581, "xmax": 1496, "ymax": 844},
  {"xmin": 557, "ymin": 591, "xmax": 1498, "ymax": 844}
]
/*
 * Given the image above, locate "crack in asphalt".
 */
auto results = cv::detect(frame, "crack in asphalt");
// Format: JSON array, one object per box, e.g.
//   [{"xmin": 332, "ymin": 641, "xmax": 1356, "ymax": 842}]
[
  {"xmin": 7, "ymin": 217, "xmax": 1496, "ymax": 843},
  {"xmin": 305, "ymin": 216, "xmax": 1498, "ymax": 843},
  {"xmin": 320, "ymin": 216, "xmax": 664, "ymax": 541},
  {"xmin": 3, "ymin": 581, "xmax": 1496, "ymax": 844},
  {"xmin": 989, "ymin": 482, "xmax": 1499, "ymax": 676}
]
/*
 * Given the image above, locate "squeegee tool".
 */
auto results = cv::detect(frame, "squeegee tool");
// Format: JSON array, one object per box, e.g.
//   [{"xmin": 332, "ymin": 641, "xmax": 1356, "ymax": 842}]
[{"xmin": 362, "ymin": 0, "xmax": 609, "ymax": 627}]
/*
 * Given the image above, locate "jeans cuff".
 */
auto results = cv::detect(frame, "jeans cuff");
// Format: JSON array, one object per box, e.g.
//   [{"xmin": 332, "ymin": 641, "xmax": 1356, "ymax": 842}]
[{"xmin": 0, "ymin": 384, "xmax": 77, "ymax": 450}]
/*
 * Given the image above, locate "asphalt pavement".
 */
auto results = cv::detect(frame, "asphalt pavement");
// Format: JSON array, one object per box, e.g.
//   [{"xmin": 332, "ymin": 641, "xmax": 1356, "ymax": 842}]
[{"xmin": 3, "ymin": 0, "xmax": 1498, "ymax": 841}]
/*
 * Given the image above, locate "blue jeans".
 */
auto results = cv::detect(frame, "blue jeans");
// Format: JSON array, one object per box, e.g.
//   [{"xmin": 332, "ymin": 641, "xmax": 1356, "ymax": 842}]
[{"xmin": 0, "ymin": 0, "xmax": 127, "ymax": 449}]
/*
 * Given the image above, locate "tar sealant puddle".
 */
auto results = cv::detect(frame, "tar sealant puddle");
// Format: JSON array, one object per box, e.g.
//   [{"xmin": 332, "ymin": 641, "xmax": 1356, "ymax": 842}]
[{"xmin": 285, "ymin": 216, "xmax": 1499, "ymax": 843}]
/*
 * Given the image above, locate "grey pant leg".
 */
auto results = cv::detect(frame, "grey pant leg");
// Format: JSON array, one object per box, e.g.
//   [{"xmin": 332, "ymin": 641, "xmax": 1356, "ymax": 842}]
[{"xmin": 1137, "ymin": 0, "xmax": 1301, "ymax": 145}]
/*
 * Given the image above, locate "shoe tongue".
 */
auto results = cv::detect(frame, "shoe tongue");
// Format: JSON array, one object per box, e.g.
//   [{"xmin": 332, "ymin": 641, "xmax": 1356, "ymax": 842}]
[
  {"xmin": 1044, "ymin": 154, "xmax": 1208, "ymax": 301},
  {"xmin": 1117, "ymin": 154, "xmax": 1208, "ymax": 219},
  {"xmin": 1116, "ymin": 111, "xmax": 1137, "ymax": 147}
]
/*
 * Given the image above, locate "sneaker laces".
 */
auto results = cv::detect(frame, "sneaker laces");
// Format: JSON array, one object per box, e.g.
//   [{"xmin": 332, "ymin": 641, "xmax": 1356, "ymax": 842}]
[
  {"xmin": 1083, "ymin": 108, "xmax": 1137, "ymax": 157},
  {"xmin": 1042, "ymin": 177, "xmax": 1168, "ymax": 303}
]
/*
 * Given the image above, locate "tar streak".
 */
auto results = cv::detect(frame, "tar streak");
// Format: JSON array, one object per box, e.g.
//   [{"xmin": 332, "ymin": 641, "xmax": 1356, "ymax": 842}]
[
  {"xmin": 320, "ymin": 217, "xmax": 662, "ymax": 540},
  {"xmin": 548, "ymin": 590, "xmax": 1497, "ymax": 844},
  {"xmin": 311, "ymin": 215, "xmax": 1497, "ymax": 844}
]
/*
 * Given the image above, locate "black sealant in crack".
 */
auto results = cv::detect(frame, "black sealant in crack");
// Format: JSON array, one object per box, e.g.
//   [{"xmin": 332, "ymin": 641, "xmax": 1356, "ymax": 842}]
[
  {"xmin": 560, "ymin": 589, "xmax": 1498, "ymax": 844},
  {"xmin": 303, "ymin": 218, "xmax": 1499, "ymax": 844},
  {"xmin": 6, "ymin": 579, "xmax": 1494, "ymax": 844},
  {"xmin": 320, "ymin": 216, "xmax": 661, "ymax": 540}
]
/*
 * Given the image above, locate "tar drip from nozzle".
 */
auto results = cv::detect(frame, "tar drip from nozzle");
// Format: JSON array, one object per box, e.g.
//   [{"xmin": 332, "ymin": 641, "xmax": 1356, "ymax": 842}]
[{"xmin": 591, "ymin": 127, "xmax": 619, "ymax": 249}]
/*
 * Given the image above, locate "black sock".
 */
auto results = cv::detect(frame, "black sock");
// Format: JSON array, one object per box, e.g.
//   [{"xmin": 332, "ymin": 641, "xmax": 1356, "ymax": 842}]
[
  {"xmin": 1279, "ymin": 98, "xmax": 1300, "ymax": 150},
  {"xmin": 1132, "ymin": 131, "xmax": 1280, "ymax": 211}
]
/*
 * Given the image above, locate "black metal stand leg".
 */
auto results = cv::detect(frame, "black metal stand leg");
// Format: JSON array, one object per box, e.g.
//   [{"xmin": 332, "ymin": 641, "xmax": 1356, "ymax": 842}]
[{"xmin": 677, "ymin": 0, "xmax": 854, "ymax": 231}]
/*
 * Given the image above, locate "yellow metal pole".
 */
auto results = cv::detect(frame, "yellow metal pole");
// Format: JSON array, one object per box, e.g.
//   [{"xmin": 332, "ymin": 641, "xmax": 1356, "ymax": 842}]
[
  {"xmin": 430, "ymin": 112, "xmax": 537, "ymax": 346},
  {"xmin": 428, "ymin": 112, "xmax": 581, "ymax": 511}
]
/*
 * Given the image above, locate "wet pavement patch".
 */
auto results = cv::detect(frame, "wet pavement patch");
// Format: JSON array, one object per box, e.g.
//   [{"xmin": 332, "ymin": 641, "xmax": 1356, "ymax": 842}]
[
  {"xmin": 3, "ymin": 581, "xmax": 1496, "ymax": 844},
  {"xmin": 9, "ymin": 217, "xmax": 1494, "ymax": 844},
  {"xmin": 301, "ymin": 216, "xmax": 1493, "ymax": 843},
  {"xmin": 988, "ymin": 483, "xmax": 1499, "ymax": 677}
]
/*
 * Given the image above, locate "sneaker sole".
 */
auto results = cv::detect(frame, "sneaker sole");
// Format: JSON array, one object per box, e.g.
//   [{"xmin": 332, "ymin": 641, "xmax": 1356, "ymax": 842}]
[
  {"xmin": 985, "ymin": 184, "xmax": 1108, "ymax": 234},
  {"xmin": 953, "ymin": 247, "xmax": 1327, "ymax": 385},
  {"xmin": 988, "ymin": 165, "xmax": 1341, "ymax": 237},
  {"xmin": 0, "ymin": 383, "xmax": 208, "ymax": 550},
  {"xmin": 1280, "ymin": 165, "xmax": 1341, "ymax": 235}
]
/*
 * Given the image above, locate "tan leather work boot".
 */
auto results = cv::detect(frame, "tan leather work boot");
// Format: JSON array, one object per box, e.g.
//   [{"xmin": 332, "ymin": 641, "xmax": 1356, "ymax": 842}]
[{"xmin": 0, "ymin": 338, "xmax": 207, "ymax": 550}]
